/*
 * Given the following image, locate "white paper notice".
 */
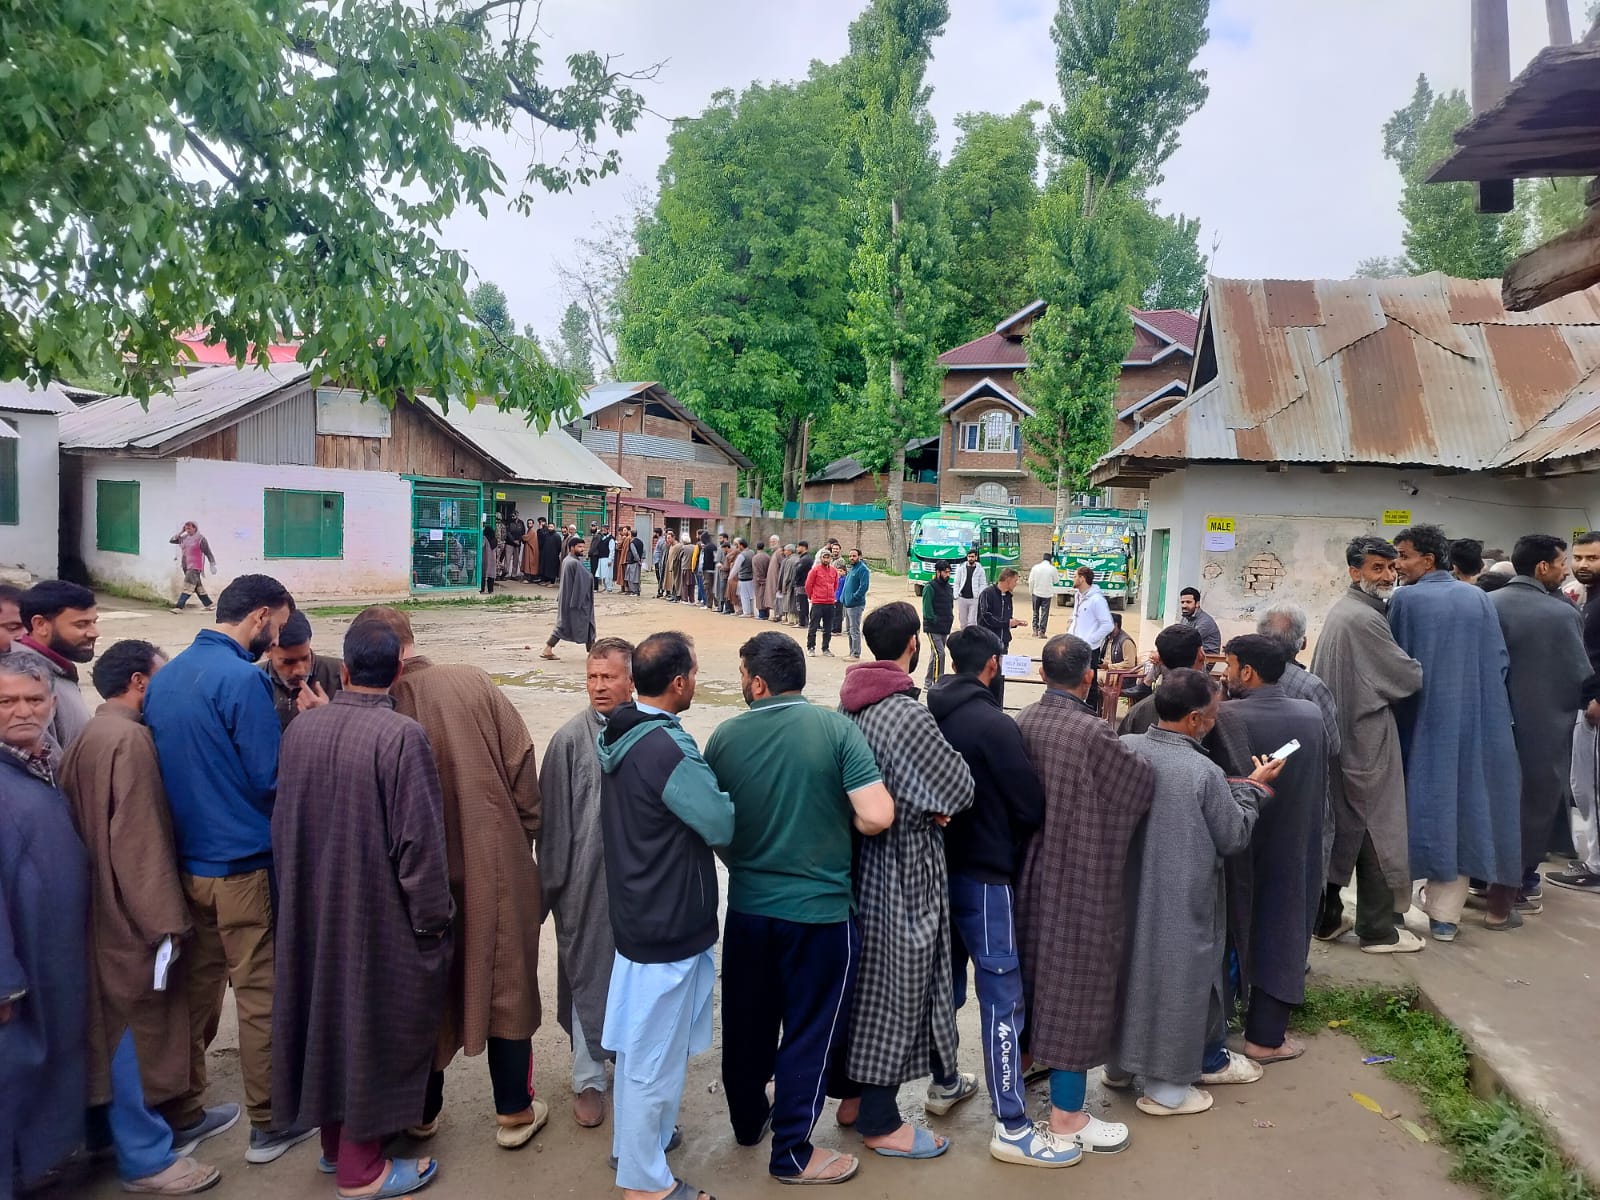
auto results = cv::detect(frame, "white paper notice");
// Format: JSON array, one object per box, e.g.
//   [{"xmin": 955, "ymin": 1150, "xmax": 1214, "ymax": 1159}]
[
  {"xmin": 1001, "ymin": 654, "xmax": 1032, "ymax": 678},
  {"xmin": 428, "ymin": 529, "xmax": 444, "ymax": 542},
  {"xmin": 153, "ymin": 936, "xmax": 175, "ymax": 992},
  {"xmin": 1204, "ymin": 532, "xmax": 1236, "ymax": 552}
]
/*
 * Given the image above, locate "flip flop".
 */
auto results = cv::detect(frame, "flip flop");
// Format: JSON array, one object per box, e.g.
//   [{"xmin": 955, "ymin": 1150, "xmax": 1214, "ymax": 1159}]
[
  {"xmin": 775, "ymin": 1149, "xmax": 860, "ymax": 1186},
  {"xmin": 870, "ymin": 1127, "xmax": 949, "ymax": 1160},
  {"xmin": 1246, "ymin": 1039, "xmax": 1306, "ymax": 1065},
  {"xmin": 666, "ymin": 1181, "xmax": 716, "ymax": 1200},
  {"xmin": 336, "ymin": 1158, "xmax": 437, "ymax": 1200}
]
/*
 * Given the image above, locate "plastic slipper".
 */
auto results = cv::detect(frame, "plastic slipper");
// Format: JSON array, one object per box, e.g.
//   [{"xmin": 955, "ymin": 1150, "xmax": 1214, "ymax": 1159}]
[
  {"xmin": 496, "ymin": 1099, "xmax": 549, "ymax": 1149},
  {"xmin": 870, "ymin": 1127, "xmax": 949, "ymax": 1160},
  {"xmin": 666, "ymin": 1181, "xmax": 716, "ymax": 1200},
  {"xmin": 775, "ymin": 1149, "xmax": 860, "ymax": 1186},
  {"xmin": 1246, "ymin": 1039, "xmax": 1306, "ymax": 1065},
  {"xmin": 335, "ymin": 1158, "xmax": 437, "ymax": 1200}
]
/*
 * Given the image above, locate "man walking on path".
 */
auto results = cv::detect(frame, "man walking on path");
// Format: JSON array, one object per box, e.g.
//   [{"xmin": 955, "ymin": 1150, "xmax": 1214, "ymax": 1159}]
[
  {"xmin": 1386, "ymin": 524, "xmax": 1520, "ymax": 940},
  {"xmin": 169, "ymin": 523, "xmax": 216, "ymax": 613},
  {"xmin": 539, "ymin": 638, "xmax": 634, "ymax": 1128},
  {"xmin": 804, "ymin": 549, "xmax": 841, "ymax": 657},
  {"xmin": 705, "ymin": 632, "xmax": 894, "ymax": 1186},
  {"xmin": 1488, "ymin": 534, "xmax": 1590, "ymax": 919},
  {"xmin": 1310, "ymin": 537, "xmax": 1424, "ymax": 953},
  {"xmin": 596, "ymin": 632, "xmax": 732, "ymax": 1200},
  {"xmin": 1026, "ymin": 553, "xmax": 1055, "ymax": 638},
  {"xmin": 921, "ymin": 561, "xmax": 955, "ymax": 689},
  {"xmin": 976, "ymin": 568, "xmax": 1023, "ymax": 707},
  {"xmin": 927, "ymin": 628, "xmax": 1077, "ymax": 1166},
  {"xmin": 544, "ymin": 537, "xmax": 597, "ymax": 660},
  {"xmin": 145, "ymin": 574, "xmax": 313, "ymax": 1164},
  {"xmin": 834, "ymin": 603, "xmax": 973, "ymax": 1162},
  {"xmin": 1221, "ymin": 635, "xmax": 1327, "ymax": 1064},
  {"xmin": 1555, "ymin": 532, "xmax": 1600, "ymax": 893},
  {"xmin": 955, "ymin": 549, "xmax": 985, "ymax": 631},
  {"xmin": 271, "ymin": 621, "xmax": 452, "ymax": 1200},
  {"xmin": 1110, "ymin": 669, "xmax": 1279, "ymax": 1117},
  {"xmin": 262, "ymin": 611, "xmax": 342, "ymax": 731},
  {"xmin": 839, "ymin": 549, "xmax": 871, "ymax": 659},
  {"xmin": 1179, "ymin": 588, "xmax": 1222, "ymax": 654},
  {"xmin": 62, "ymin": 639, "xmax": 227, "ymax": 1195},
  {"xmin": 357, "ymin": 606, "xmax": 548, "ymax": 1149},
  {"xmin": 16, "ymin": 579, "xmax": 99, "ymax": 749},
  {"xmin": 1014, "ymin": 635, "xmax": 1152, "ymax": 1157}
]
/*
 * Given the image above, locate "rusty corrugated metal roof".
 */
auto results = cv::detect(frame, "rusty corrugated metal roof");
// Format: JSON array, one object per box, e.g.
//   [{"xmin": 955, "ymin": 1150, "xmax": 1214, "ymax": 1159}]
[{"xmin": 1094, "ymin": 273, "xmax": 1600, "ymax": 485}]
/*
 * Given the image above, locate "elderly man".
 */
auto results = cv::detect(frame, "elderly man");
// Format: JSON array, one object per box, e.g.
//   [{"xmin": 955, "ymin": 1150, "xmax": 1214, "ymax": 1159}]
[
  {"xmin": 1222, "ymin": 635, "xmax": 1327, "ymax": 1063},
  {"xmin": 1310, "ymin": 537, "xmax": 1424, "ymax": 953},
  {"xmin": 271, "ymin": 620, "xmax": 452, "ymax": 1199},
  {"xmin": 1110, "ymin": 669, "xmax": 1280, "ymax": 1116},
  {"xmin": 262, "ymin": 611, "xmax": 343, "ymax": 731},
  {"xmin": 0, "ymin": 652, "xmax": 92, "ymax": 1195},
  {"xmin": 1015, "ymin": 635, "xmax": 1153, "ymax": 1156},
  {"xmin": 1387, "ymin": 524, "xmax": 1520, "ymax": 940},
  {"xmin": 356, "ymin": 605, "xmax": 548, "ymax": 1149},
  {"xmin": 1489, "ymin": 534, "xmax": 1590, "ymax": 921},
  {"xmin": 16, "ymin": 579, "xmax": 100, "ymax": 748},
  {"xmin": 835, "ymin": 603, "xmax": 974, "ymax": 1161},
  {"xmin": 539, "ymin": 638, "xmax": 634, "ymax": 1128},
  {"xmin": 62, "ymin": 640, "xmax": 227, "ymax": 1194},
  {"xmin": 774, "ymin": 543, "xmax": 797, "ymax": 624},
  {"xmin": 752, "ymin": 538, "xmax": 772, "ymax": 620}
]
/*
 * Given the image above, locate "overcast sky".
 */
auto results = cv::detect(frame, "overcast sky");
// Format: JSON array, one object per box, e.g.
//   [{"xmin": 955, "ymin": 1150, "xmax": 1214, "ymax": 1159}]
[{"xmin": 439, "ymin": 0, "xmax": 1588, "ymax": 339}]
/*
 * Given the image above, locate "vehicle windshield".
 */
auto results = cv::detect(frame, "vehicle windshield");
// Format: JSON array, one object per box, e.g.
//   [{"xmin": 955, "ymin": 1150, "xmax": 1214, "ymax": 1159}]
[
  {"xmin": 915, "ymin": 519, "xmax": 979, "ymax": 549},
  {"xmin": 1060, "ymin": 522, "xmax": 1129, "ymax": 552}
]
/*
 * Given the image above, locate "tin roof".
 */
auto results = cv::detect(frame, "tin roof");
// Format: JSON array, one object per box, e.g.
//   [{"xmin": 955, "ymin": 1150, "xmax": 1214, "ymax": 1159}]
[
  {"xmin": 437, "ymin": 400, "xmax": 629, "ymax": 490},
  {"xmin": 940, "ymin": 306, "xmax": 1197, "ymax": 368},
  {"xmin": 0, "ymin": 378, "xmax": 77, "ymax": 415},
  {"xmin": 1093, "ymin": 273, "xmax": 1600, "ymax": 486},
  {"xmin": 60, "ymin": 364, "xmax": 312, "ymax": 453},
  {"xmin": 579, "ymin": 381, "xmax": 753, "ymax": 470}
]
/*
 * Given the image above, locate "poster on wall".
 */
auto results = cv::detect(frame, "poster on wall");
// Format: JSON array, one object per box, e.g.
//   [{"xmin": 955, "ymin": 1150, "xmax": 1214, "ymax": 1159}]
[
  {"xmin": 1203, "ymin": 515, "xmax": 1236, "ymax": 552},
  {"xmin": 1381, "ymin": 509, "xmax": 1412, "ymax": 527}
]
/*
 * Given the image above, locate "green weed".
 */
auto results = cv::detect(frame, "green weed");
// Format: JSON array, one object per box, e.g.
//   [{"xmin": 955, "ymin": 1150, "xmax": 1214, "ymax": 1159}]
[{"xmin": 305, "ymin": 593, "xmax": 534, "ymax": 617}]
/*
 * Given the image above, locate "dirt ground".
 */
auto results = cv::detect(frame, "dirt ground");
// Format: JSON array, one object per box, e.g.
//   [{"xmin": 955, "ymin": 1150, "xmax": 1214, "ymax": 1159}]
[{"xmin": 64, "ymin": 583, "xmax": 1474, "ymax": 1200}]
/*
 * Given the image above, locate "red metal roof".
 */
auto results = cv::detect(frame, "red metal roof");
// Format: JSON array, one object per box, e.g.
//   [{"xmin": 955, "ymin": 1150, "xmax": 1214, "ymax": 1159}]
[
  {"xmin": 939, "ymin": 306, "xmax": 1197, "ymax": 367},
  {"xmin": 1134, "ymin": 308, "xmax": 1201, "ymax": 347},
  {"xmin": 174, "ymin": 332, "xmax": 300, "ymax": 364}
]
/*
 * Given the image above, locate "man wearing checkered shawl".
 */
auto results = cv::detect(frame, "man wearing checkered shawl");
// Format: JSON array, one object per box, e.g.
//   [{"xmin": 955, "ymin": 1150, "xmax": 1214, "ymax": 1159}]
[{"xmin": 836, "ymin": 602, "xmax": 974, "ymax": 1156}]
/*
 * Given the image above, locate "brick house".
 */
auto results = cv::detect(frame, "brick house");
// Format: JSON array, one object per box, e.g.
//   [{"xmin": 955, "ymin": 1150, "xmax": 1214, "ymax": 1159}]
[
  {"xmin": 936, "ymin": 301, "xmax": 1198, "ymax": 513},
  {"xmin": 575, "ymin": 381, "xmax": 754, "ymax": 538}
]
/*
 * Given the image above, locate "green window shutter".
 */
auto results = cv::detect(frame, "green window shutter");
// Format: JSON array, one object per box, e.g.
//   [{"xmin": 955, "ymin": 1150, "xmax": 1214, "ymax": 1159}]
[
  {"xmin": 95, "ymin": 480, "xmax": 140, "ymax": 553},
  {"xmin": 264, "ymin": 489, "xmax": 344, "ymax": 558},
  {"xmin": 646, "ymin": 476, "xmax": 664, "ymax": 499},
  {"xmin": 683, "ymin": 478, "xmax": 694, "ymax": 504},
  {"xmin": 0, "ymin": 438, "xmax": 17, "ymax": 526}
]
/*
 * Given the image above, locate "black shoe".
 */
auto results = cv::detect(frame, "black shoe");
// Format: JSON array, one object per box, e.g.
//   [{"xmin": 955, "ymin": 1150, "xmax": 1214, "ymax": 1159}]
[{"xmin": 1547, "ymin": 867, "xmax": 1600, "ymax": 893}]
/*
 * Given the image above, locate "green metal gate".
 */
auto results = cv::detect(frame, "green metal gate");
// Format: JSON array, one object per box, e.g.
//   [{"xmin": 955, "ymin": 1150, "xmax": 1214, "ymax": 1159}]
[
  {"xmin": 410, "ymin": 479, "xmax": 484, "ymax": 592},
  {"xmin": 553, "ymin": 489, "xmax": 607, "ymax": 536}
]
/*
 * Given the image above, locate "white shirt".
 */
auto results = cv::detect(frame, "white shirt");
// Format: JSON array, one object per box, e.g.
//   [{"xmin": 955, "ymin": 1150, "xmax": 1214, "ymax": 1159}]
[
  {"xmin": 1069, "ymin": 585, "xmax": 1113, "ymax": 648},
  {"xmin": 1028, "ymin": 560, "xmax": 1058, "ymax": 598}
]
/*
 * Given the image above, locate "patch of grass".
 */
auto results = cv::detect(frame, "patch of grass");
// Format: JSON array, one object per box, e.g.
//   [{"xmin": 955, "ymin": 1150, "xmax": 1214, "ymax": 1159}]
[
  {"xmin": 90, "ymin": 579, "xmax": 171, "ymax": 606},
  {"xmin": 1298, "ymin": 986, "xmax": 1595, "ymax": 1200},
  {"xmin": 305, "ymin": 593, "xmax": 534, "ymax": 617}
]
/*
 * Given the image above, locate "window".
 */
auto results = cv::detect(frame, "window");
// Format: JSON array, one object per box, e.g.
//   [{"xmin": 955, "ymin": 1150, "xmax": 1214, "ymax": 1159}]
[
  {"xmin": 683, "ymin": 478, "xmax": 696, "ymax": 504},
  {"xmin": 959, "ymin": 410, "xmax": 1018, "ymax": 453},
  {"xmin": 0, "ymin": 431, "xmax": 16, "ymax": 526},
  {"xmin": 264, "ymin": 489, "xmax": 344, "ymax": 558},
  {"xmin": 95, "ymin": 480, "xmax": 140, "ymax": 553},
  {"xmin": 646, "ymin": 476, "xmax": 665, "ymax": 499},
  {"xmin": 974, "ymin": 481, "xmax": 1010, "ymax": 506},
  {"xmin": 719, "ymin": 482, "xmax": 729, "ymax": 514}
]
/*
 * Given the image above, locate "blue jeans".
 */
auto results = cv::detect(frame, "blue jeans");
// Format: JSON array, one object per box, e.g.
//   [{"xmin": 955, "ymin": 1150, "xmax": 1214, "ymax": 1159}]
[
  {"xmin": 844, "ymin": 606, "xmax": 865, "ymax": 657},
  {"xmin": 945, "ymin": 874, "xmax": 1028, "ymax": 1129},
  {"xmin": 109, "ymin": 1030, "xmax": 177, "ymax": 1182}
]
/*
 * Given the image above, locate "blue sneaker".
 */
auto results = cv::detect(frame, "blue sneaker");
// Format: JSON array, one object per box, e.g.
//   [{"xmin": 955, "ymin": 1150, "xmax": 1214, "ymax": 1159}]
[
  {"xmin": 171, "ymin": 1103, "xmax": 241, "ymax": 1157},
  {"xmin": 1429, "ymin": 920, "xmax": 1458, "ymax": 943},
  {"xmin": 245, "ymin": 1125, "xmax": 318, "ymax": 1164},
  {"xmin": 989, "ymin": 1121, "xmax": 1082, "ymax": 1168}
]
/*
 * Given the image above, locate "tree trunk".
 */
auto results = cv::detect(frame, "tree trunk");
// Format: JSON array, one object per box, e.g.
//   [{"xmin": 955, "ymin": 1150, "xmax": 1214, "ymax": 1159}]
[
  {"xmin": 884, "ymin": 192, "xmax": 909, "ymax": 572},
  {"xmin": 782, "ymin": 415, "xmax": 803, "ymax": 504},
  {"xmin": 886, "ymin": 439, "xmax": 908, "ymax": 572},
  {"xmin": 1053, "ymin": 420, "xmax": 1072, "ymax": 531}
]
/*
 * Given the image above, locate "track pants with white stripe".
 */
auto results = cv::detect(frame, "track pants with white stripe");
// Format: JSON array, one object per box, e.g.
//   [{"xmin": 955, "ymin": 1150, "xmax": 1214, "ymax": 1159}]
[{"xmin": 945, "ymin": 873, "xmax": 1028, "ymax": 1129}]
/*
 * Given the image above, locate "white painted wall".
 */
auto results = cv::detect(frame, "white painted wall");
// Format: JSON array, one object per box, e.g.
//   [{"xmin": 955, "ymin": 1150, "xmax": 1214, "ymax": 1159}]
[
  {"xmin": 76, "ymin": 456, "xmax": 413, "ymax": 600},
  {"xmin": 0, "ymin": 412, "xmax": 62, "ymax": 578},
  {"xmin": 1146, "ymin": 464, "xmax": 1591, "ymax": 642}
]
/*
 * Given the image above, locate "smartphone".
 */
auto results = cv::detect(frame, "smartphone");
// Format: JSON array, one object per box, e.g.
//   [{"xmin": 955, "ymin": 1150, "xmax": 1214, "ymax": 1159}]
[{"xmin": 1269, "ymin": 738, "xmax": 1301, "ymax": 762}]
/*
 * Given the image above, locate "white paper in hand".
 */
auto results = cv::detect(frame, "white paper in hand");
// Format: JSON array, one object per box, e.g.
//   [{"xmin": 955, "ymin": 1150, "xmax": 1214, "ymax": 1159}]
[{"xmin": 153, "ymin": 935, "xmax": 175, "ymax": 992}]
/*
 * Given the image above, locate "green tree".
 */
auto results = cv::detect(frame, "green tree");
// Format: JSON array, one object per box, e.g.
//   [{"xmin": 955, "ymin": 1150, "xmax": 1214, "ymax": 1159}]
[
  {"xmin": 469, "ymin": 282, "xmax": 515, "ymax": 345},
  {"xmin": 555, "ymin": 302, "xmax": 596, "ymax": 386},
  {"xmin": 842, "ymin": 0, "xmax": 953, "ymax": 570},
  {"xmin": 1383, "ymin": 75, "xmax": 1523, "ymax": 278},
  {"xmin": 617, "ymin": 72, "xmax": 860, "ymax": 506},
  {"xmin": 939, "ymin": 105, "xmax": 1042, "ymax": 347},
  {"xmin": 1354, "ymin": 254, "xmax": 1406, "ymax": 278},
  {"xmin": 2, "ymin": 0, "xmax": 655, "ymax": 423},
  {"xmin": 1524, "ymin": 176, "xmax": 1589, "ymax": 245},
  {"xmin": 1125, "ymin": 203, "xmax": 1206, "ymax": 310}
]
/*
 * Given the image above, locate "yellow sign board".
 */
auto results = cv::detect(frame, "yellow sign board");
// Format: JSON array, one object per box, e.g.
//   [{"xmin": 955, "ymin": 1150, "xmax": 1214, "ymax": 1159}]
[
  {"xmin": 495, "ymin": 491, "xmax": 506, "ymax": 500},
  {"xmin": 1381, "ymin": 509, "xmax": 1412, "ymax": 527},
  {"xmin": 1205, "ymin": 516, "xmax": 1235, "ymax": 534},
  {"xmin": 1576, "ymin": 529, "xmax": 1589, "ymax": 546},
  {"xmin": 541, "ymin": 494, "xmax": 552, "ymax": 502}
]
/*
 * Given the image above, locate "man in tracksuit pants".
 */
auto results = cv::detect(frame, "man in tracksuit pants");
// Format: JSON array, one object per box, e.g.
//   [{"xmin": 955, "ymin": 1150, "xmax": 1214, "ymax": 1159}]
[
  {"xmin": 595, "ymin": 632, "xmax": 734, "ymax": 1200},
  {"xmin": 927, "ymin": 627, "xmax": 1080, "ymax": 1168}
]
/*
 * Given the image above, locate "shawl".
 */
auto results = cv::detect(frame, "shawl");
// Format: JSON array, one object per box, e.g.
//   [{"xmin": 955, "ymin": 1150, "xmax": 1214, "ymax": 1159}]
[{"xmin": 552, "ymin": 554, "xmax": 596, "ymax": 645}]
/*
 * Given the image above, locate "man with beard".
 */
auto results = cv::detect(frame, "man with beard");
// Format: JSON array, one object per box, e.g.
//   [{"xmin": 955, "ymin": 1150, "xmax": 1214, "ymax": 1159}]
[
  {"xmin": 543, "ymin": 537, "xmax": 597, "ymax": 660},
  {"xmin": 921, "ymin": 561, "xmax": 955, "ymax": 689},
  {"xmin": 1309, "ymin": 537, "xmax": 1424, "ymax": 953},
  {"xmin": 145, "ymin": 574, "xmax": 315, "ymax": 1165},
  {"xmin": 540, "ymin": 517, "xmax": 564, "ymax": 586},
  {"xmin": 976, "ymin": 568, "xmax": 1023, "ymax": 706},
  {"xmin": 834, "ymin": 603, "xmax": 973, "ymax": 1162},
  {"xmin": 1487, "ymin": 534, "xmax": 1589, "ymax": 921},
  {"xmin": 539, "ymin": 639, "xmax": 635, "ymax": 1127},
  {"xmin": 15, "ymin": 579, "xmax": 100, "ymax": 748},
  {"xmin": 1387, "ymin": 524, "xmax": 1520, "ymax": 941},
  {"xmin": 1221, "ymin": 635, "xmax": 1326, "ymax": 1063},
  {"xmin": 789, "ymin": 541, "xmax": 814, "ymax": 627},
  {"xmin": 774, "ymin": 543, "xmax": 798, "ymax": 624},
  {"xmin": 1554, "ymin": 532, "xmax": 1600, "ymax": 893},
  {"xmin": 262, "ymin": 611, "xmax": 343, "ymax": 731}
]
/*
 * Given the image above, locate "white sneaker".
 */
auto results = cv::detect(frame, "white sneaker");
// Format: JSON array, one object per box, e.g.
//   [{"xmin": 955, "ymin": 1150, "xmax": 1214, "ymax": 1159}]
[
  {"xmin": 989, "ymin": 1121, "xmax": 1082, "ymax": 1168},
  {"xmin": 1361, "ymin": 928, "xmax": 1426, "ymax": 955},
  {"xmin": 924, "ymin": 1072, "xmax": 978, "ymax": 1116},
  {"xmin": 1136, "ymin": 1087, "xmax": 1214, "ymax": 1117},
  {"xmin": 1068, "ymin": 1114, "xmax": 1131, "ymax": 1154},
  {"xmin": 1199, "ymin": 1050, "xmax": 1264, "ymax": 1086}
]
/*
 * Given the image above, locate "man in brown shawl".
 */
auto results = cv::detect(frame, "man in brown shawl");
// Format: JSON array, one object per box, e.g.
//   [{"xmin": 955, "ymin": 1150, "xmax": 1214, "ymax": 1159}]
[
  {"xmin": 271, "ymin": 620, "xmax": 452, "ymax": 1198},
  {"xmin": 538, "ymin": 638, "xmax": 633, "ymax": 1128},
  {"xmin": 359, "ymin": 605, "xmax": 548, "ymax": 1149},
  {"xmin": 1015, "ymin": 634, "xmax": 1153, "ymax": 1156}
]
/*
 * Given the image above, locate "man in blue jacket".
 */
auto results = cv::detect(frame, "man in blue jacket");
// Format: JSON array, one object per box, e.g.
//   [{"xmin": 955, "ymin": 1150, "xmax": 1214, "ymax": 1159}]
[
  {"xmin": 596, "ymin": 631, "xmax": 733, "ymax": 1200},
  {"xmin": 145, "ymin": 574, "xmax": 315, "ymax": 1165},
  {"xmin": 840, "ymin": 548, "xmax": 871, "ymax": 660}
]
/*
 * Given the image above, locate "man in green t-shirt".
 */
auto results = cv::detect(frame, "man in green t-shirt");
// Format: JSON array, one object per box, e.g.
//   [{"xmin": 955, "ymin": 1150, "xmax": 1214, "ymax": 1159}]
[{"xmin": 704, "ymin": 631, "xmax": 893, "ymax": 1187}]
